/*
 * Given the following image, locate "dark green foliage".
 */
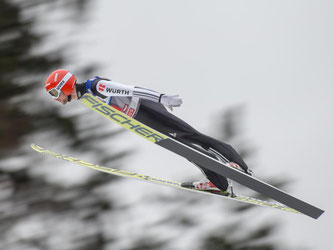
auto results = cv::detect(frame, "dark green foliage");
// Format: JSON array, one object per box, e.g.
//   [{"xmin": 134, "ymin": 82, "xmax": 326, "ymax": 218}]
[
  {"xmin": 0, "ymin": 0, "xmax": 126, "ymax": 249},
  {"xmin": 200, "ymin": 224, "xmax": 278, "ymax": 250},
  {"xmin": 0, "ymin": 0, "xmax": 62, "ymax": 151},
  {"xmin": 125, "ymin": 237, "xmax": 168, "ymax": 250}
]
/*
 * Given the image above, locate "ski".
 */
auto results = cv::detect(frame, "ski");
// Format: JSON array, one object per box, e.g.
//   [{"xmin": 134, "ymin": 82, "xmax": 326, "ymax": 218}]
[
  {"xmin": 31, "ymin": 144, "xmax": 300, "ymax": 214},
  {"xmin": 80, "ymin": 93, "xmax": 324, "ymax": 219}
]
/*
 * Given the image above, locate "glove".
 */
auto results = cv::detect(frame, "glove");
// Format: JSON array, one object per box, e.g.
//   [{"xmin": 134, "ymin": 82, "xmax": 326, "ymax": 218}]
[{"xmin": 160, "ymin": 94, "xmax": 183, "ymax": 111}]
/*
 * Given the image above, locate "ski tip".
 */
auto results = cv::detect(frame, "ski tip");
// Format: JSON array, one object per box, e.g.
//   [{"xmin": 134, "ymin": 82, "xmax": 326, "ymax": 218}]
[{"xmin": 30, "ymin": 144, "xmax": 44, "ymax": 152}]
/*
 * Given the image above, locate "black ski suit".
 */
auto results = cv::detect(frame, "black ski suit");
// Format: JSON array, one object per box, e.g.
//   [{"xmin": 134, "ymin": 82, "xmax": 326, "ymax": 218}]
[{"xmin": 76, "ymin": 77, "xmax": 249, "ymax": 191}]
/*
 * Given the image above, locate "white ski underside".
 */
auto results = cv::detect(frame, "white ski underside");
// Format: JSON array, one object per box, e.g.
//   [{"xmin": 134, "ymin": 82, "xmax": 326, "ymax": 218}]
[{"xmin": 31, "ymin": 144, "xmax": 300, "ymax": 214}]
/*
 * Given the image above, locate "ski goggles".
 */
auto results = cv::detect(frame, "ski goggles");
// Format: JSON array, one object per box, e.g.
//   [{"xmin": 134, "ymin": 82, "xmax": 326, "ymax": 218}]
[
  {"xmin": 48, "ymin": 88, "xmax": 62, "ymax": 99},
  {"xmin": 47, "ymin": 72, "xmax": 73, "ymax": 99}
]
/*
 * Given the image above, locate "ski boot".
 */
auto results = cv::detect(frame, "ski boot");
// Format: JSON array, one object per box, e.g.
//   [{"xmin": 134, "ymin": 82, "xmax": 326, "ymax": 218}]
[
  {"xmin": 181, "ymin": 178, "xmax": 230, "ymax": 196},
  {"xmin": 227, "ymin": 162, "xmax": 253, "ymax": 176}
]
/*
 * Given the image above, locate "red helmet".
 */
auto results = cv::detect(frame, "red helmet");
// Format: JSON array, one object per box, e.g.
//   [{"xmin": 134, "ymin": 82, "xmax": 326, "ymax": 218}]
[{"xmin": 45, "ymin": 69, "xmax": 77, "ymax": 98}]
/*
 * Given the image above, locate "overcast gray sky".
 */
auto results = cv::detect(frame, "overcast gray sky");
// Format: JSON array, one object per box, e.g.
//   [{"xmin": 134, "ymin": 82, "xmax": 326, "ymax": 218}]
[{"xmin": 61, "ymin": 0, "xmax": 332, "ymax": 248}]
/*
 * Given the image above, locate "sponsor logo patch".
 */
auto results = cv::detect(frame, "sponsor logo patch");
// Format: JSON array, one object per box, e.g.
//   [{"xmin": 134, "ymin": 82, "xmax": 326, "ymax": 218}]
[
  {"xmin": 106, "ymin": 88, "xmax": 130, "ymax": 95},
  {"xmin": 98, "ymin": 84, "xmax": 106, "ymax": 92},
  {"xmin": 127, "ymin": 108, "xmax": 135, "ymax": 117},
  {"xmin": 122, "ymin": 104, "xmax": 129, "ymax": 113},
  {"xmin": 81, "ymin": 94, "xmax": 167, "ymax": 143}
]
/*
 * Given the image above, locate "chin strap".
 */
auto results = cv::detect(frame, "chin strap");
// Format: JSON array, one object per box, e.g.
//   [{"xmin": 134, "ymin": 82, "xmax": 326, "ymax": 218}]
[
  {"xmin": 75, "ymin": 82, "xmax": 87, "ymax": 99},
  {"xmin": 67, "ymin": 95, "xmax": 72, "ymax": 102}
]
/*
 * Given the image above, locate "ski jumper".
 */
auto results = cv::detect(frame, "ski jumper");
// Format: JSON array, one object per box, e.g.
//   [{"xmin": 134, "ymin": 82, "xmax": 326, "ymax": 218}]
[{"xmin": 76, "ymin": 77, "xmax": 249, "ymax": 191}]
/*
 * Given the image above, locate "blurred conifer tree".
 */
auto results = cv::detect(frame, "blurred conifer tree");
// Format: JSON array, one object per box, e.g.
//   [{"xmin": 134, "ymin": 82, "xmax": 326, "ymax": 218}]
[{"xmin": 0, "ymin": 0, "xmax": 127, "ymax": 249}]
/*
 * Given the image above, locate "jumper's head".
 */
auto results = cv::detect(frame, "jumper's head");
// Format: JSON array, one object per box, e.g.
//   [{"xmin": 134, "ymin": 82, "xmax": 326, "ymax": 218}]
[{"xmin": 45, "ymin": 69, "xmax": 77, "ymax": 102}]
